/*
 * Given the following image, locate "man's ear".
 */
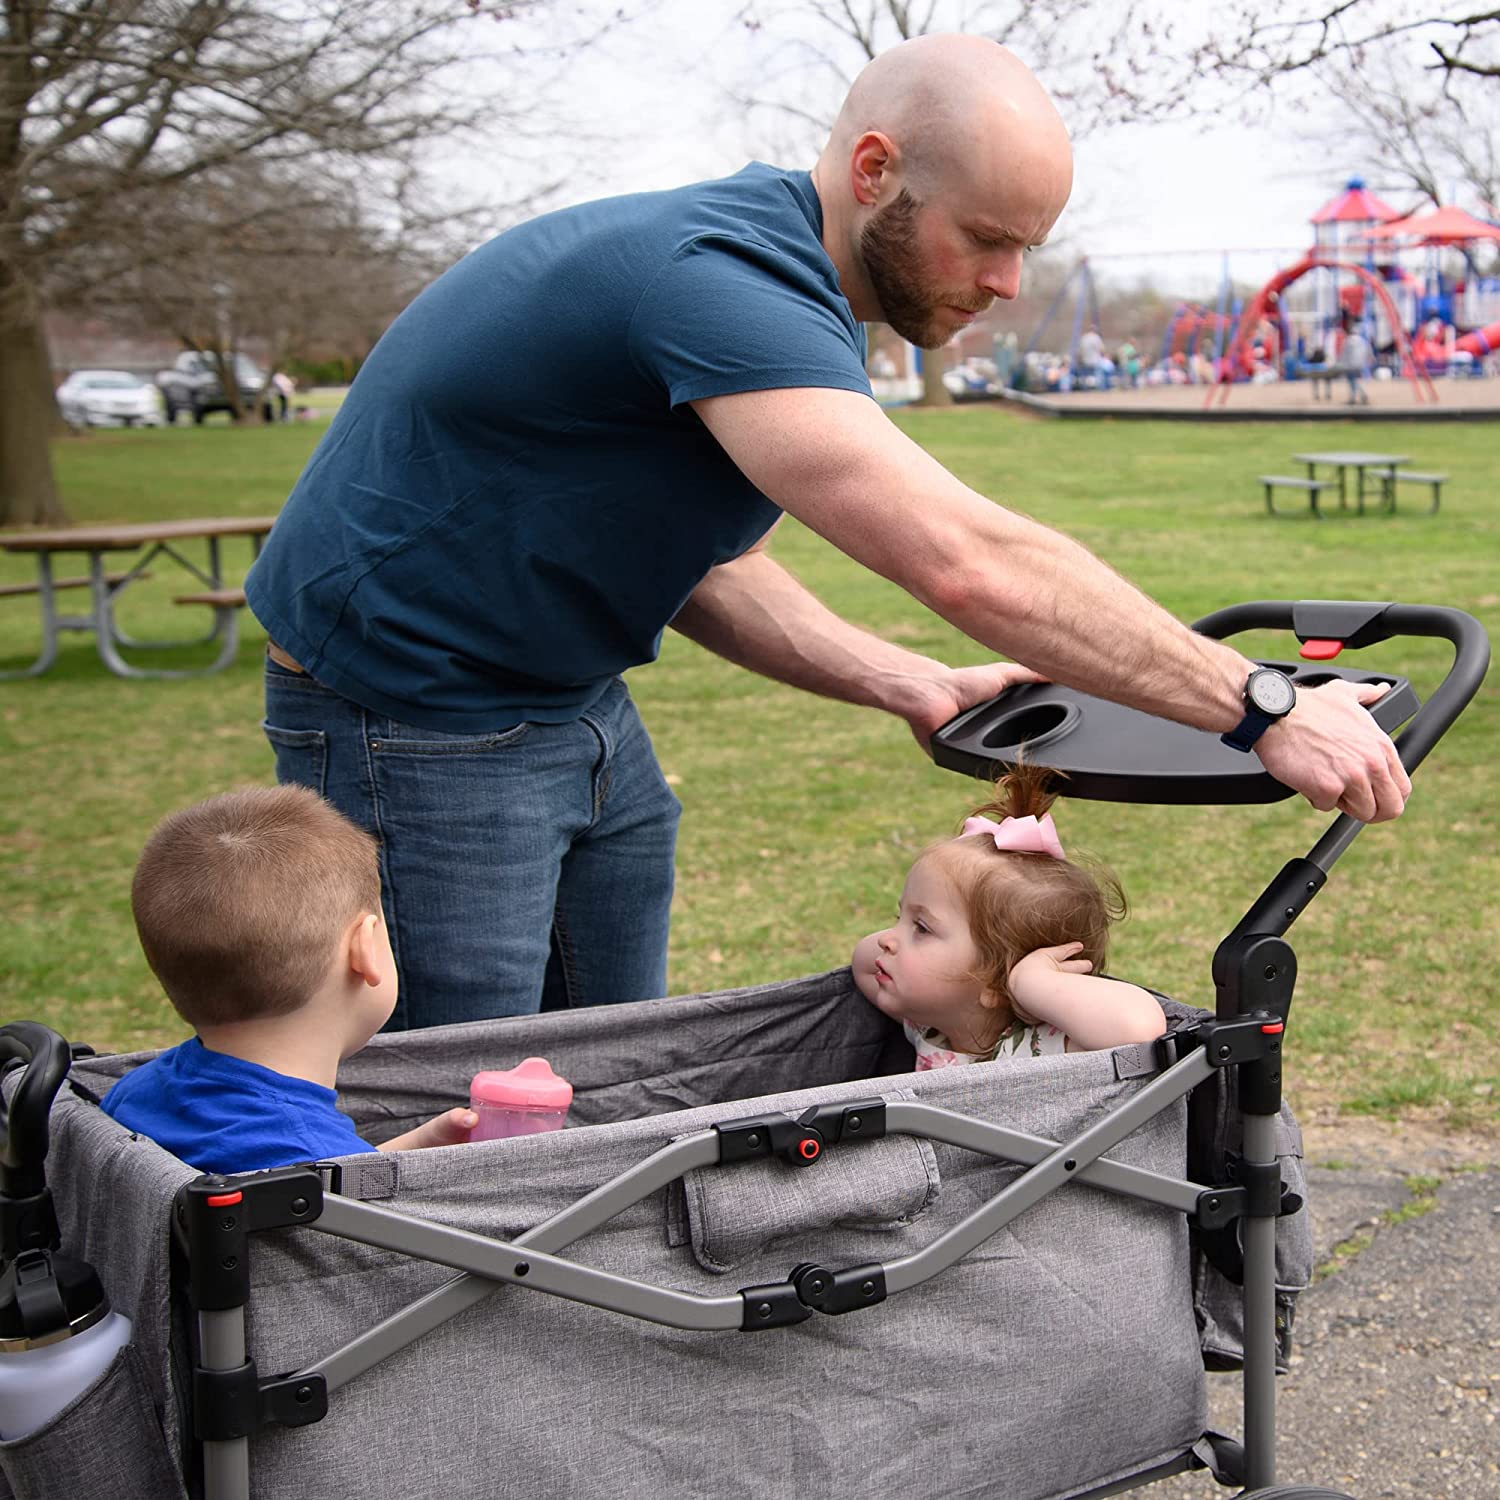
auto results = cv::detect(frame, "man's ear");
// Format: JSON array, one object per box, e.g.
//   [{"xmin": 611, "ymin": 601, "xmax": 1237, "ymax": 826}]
[
  {"xmin": 346, "ymin": 912, "xmax": 388, "ymax": 989},
  {"xmin": 849, "ymin": 130, "xmax": 898, "ymax": 208}
]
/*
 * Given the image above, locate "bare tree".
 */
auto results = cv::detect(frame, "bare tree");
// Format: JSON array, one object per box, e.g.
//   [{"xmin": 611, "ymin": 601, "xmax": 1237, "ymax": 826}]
[
  {"xmin": 0, "ymin": 1, "xmax": 610, "ymax": 526},
  {"xmin": 1187, "ymin": 2, "xmax": 1500, "ymax": 89},
  {"xmin": 1306, "ymin": 51, "xmax": 1500, "ymax": 224},
  {"xmin": 58, "ymin": 158, "xmax": 458, "ymax": 421}
]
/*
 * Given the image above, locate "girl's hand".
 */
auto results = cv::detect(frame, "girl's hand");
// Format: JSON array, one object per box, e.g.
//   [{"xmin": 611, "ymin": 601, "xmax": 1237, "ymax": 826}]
[
  {"xmin": 1009, "ymin": 941, "xmax": 1091, "ymax": 1013},
  {"xmin": 1006, "ymin": 945, "xmax": 1166, "ymax": 1050}
]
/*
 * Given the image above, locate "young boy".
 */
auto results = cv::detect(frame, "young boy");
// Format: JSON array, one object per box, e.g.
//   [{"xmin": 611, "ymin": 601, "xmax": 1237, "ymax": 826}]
[{"xmin": 103, "ymin": 785, "xmax": 476, "ymax": 1172}]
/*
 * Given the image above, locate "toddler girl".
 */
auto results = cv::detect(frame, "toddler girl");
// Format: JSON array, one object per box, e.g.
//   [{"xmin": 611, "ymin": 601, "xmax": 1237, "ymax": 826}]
[{"xmin": 851, "ymin": 765, "xmax": 1165, "ymax": 1068}]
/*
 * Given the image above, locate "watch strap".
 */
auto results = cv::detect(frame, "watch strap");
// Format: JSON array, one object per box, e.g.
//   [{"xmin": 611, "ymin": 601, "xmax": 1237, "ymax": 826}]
[{"xmin": 1221, "ymin": 709, "xmax": 1278, "ymax": 752}]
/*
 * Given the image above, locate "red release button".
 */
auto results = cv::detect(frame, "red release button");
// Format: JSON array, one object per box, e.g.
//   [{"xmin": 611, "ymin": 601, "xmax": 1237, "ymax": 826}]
[
  {"xmin": 1260, "ymin": 1022, "xmax": 1285, "ymax": 1035},
  {"xmin": 798, "ymin": 1138, "xmax": 820, "ymax": 1160},
  {"xmin": 205, "ymin": 1191, "xmax": 243, "ymax": 1207},
  {"xmin": 1298, "ymin": 639, "xmax": 1343, "ymax": 660}
]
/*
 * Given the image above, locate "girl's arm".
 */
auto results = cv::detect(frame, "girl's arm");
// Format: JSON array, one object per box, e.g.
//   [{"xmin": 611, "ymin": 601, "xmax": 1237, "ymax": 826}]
[{"xmin": 1008, "ymin": 943, "xmax": 1166, "ymax": 1051}]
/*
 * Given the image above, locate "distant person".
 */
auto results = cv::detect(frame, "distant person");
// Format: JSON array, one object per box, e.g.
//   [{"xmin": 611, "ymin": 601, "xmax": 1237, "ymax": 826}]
[
  {"xmin": 1338, "ymin": 316, "xmax": 1373, "ymax": 405},
  {"xmin": 268, "ymin": 369, "xmax": 296, "ymax": 422},
  {"xmin": 244, "ymin": 34, "xmax": 1410, "ymax": 1032},
  {"xmin": 1304, "ymin": 344, "xmax": 1333, "ymax": 402},
  {"xmin": 993, "ymin": 329, "xmax": 1018, "ymax": 388},
  {"xmin": 1076, "ymin": 324, "xmax": 1105, "ymax": 385},
  {"xmin": 102, "ymin": 787, "xmax": 477, "ymax": 1172},
  {"xmin": 851, "ymin": 764, "xmax": 1165, "ymax": 1067},
  {"xmin": 1411, "ymin": 317, "xmax": 1449, "ymax": 375}
]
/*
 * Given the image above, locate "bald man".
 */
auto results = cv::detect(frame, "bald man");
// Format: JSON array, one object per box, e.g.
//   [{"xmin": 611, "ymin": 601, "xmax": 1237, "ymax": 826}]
[{"xmin": 247, "ymin": 35, "xmax": 1409, "ymax": 1030}]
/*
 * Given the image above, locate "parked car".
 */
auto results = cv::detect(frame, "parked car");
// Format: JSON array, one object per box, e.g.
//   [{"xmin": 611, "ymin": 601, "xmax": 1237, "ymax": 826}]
[
  {"xmin": 55, "ymin": 370, "xmax": 167, "ymax": 428},
  {"xmin": 155, "ymin": 351, "xmax": 269, "ymax": 424}
]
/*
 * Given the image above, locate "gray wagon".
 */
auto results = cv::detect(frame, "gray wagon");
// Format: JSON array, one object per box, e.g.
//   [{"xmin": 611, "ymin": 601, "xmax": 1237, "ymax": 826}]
[{"xmin": 0, "ymin": 600, "xmax": 1486, "ymax": 1500}]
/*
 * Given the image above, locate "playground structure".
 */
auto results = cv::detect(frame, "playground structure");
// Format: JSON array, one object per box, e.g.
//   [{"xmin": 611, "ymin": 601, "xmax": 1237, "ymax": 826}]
[
  {"xmin": 1015, "ymin": 179, "xmax": 1500, "ymax": 403},
  {"xmin": 1210, "ymin": 181, "xmax": 1500, "ymax": 407},
  {"xmin": 1207, "ymin": 253, "xmax": 1438, "ymax": 408}
]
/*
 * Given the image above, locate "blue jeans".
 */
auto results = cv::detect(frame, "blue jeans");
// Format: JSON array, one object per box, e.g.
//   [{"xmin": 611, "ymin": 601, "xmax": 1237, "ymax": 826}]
[{"xmin": 263, "ymin": 662, "xmax": 681, "ymax": 1028}]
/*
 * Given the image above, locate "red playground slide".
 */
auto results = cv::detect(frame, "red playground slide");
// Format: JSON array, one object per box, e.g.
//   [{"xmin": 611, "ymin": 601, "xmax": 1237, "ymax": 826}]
[{"xmin": 1455, "ymin": 322, "xmax": 1500, "ymax": 358}]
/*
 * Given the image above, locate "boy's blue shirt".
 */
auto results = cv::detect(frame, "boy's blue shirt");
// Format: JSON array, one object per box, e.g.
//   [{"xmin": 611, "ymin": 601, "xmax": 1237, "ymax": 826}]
[
  {"xmin": 245, "ymin": 164, "xmax": 871, "ymax": 734},
  {"xmin": 101, "ymin": 1037, "xmax": 369, "ymax": 1173}
]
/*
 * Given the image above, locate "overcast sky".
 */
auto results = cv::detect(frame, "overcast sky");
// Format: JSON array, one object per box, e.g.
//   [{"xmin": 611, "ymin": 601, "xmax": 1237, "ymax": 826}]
[{"xmin": 473, "ymin": 1, "xmax": 1426, "ymax": 299}]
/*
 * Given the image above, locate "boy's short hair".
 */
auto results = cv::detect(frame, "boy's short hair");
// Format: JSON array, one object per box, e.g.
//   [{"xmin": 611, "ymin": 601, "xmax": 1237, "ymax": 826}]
[{"xmin": 132, "ymin": 786, "xmax": 381, "ymax": 1029}]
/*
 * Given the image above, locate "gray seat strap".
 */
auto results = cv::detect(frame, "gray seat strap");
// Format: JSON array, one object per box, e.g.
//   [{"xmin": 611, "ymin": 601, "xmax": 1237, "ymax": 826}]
[
  {"xmin": 316, "ymin": 1155, "xmax": 399, "ymax": 1200},
  {"xmin": 1112, "ymin": 1034, "xmax": 1177, "ymax": 1080}
]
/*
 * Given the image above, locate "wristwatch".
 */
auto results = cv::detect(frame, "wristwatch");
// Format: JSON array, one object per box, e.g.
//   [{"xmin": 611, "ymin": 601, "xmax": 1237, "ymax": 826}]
[{"xmin": 1221, "ymin": 667, "xmax": 1298, "ymax": 752}]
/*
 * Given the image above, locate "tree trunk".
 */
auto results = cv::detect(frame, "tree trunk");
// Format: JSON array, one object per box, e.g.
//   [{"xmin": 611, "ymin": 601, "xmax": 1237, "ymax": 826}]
[
  {"xmin": 0, "ymin": 294, "xmax": 67, "ymax": 528},
  {"xmin": 914, "ymin": 342, "xmax": 953, "ymax": 407}
]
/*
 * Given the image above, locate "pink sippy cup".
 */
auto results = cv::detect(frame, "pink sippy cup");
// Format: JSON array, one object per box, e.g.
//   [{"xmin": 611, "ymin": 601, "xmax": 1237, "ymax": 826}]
[{"xmin": 469, "ymin": 1058, "xmax": 573, "ymax": 1140}]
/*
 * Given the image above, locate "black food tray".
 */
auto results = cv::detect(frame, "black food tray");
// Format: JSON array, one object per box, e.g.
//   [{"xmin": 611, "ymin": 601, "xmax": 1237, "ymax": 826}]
[{"xmin": 930, "ymin": 660, "xmax": 1419, "ymax": 804}]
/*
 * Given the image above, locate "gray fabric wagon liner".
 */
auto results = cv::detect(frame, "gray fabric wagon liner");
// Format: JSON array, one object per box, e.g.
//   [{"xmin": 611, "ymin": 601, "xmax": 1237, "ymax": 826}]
[{"xmin": 1, "ymin": 967, "xmax": 1310, "ymax": 1500}]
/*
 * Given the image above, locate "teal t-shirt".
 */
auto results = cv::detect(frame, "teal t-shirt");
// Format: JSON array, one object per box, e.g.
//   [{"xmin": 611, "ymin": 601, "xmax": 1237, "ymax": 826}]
[{"xmin": 246, "ymin": 165, "xmax": 871, "ymax": 732}]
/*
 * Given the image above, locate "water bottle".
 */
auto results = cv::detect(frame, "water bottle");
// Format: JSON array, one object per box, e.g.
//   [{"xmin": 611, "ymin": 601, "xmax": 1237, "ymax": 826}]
[
  {"xmin": 0, "ymin": 1021, "xmax": 134, "ymax": 1439},
  {"xmin": 469, "ymin": 1057, "xmax": 573, "ymax": 1140},
  {"xmin": 0, "ymin": 1256, "xmax": 132, "ymax": 1439}
]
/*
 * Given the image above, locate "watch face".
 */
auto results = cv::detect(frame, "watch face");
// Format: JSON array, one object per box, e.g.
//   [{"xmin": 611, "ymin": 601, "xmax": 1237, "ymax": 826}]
[{"xmin": 1248, "ymin": 669, "xmax": 1297, "ymax": 717}]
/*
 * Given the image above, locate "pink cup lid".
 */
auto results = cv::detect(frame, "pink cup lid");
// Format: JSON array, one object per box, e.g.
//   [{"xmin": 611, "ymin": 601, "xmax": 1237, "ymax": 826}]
[{"xmin": 470, "ymin": 1057, "xmax": 573, "ymax": 1110}]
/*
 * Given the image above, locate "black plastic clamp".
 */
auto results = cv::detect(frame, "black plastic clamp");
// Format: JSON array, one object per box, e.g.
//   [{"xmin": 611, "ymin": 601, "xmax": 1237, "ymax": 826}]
[
  {"xmin": 193, "ymin": 1362, "xmax": 260, "ymax": 1442},
  {"xmin": 1181, "ymin": 1016, "xmax": 1285, "ymax": 1070},
  {"xmin": 0, "ymin": 1191, "xmax": 60, "ymax": 1259},
  {"xmin": 715, "ymin": 1099, "xmax": 886, "ymax": 1168},
  {"xmin": 173, "ymin": 1167, "xmax": 325, "ymax": 1311},
  {"xmin": 1233, "ymin": 1156, "xmax": 1301, "ymax": 1219},
  {"xmin": 738, "ymin": 1281, "xmax": 814, "ymax": 1330},
  {"xmin": 790, "ymin": 1261, "xmax": 888, "ymax": 1316},
  {"xmin": 1212, "ymin": 934, "xmax": 1297, "ymax": 1022},
  {"xmin": 193, "ymin": 1365, "xmax": 329, "ymax": 1439},
  {"xmin": 1195, "ymin": 1170, "xmax": 1304, "ymax": 1231},
  {"xmin": 259, "ymin": 1370, "xmax": 329, "ymax": 1429}
]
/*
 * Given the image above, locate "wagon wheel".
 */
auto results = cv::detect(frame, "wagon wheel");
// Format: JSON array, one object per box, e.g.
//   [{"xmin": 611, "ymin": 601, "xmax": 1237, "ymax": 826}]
[{"xmin": 1239, "ymin": 1487, "xmax": 1357, "ymax": 1498}]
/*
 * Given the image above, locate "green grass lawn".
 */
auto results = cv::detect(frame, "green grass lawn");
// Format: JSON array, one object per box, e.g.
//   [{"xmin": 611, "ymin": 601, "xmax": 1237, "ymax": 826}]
[{"xmin": 2, "ymin": 405, "xmax": 1495, "ymax": 1130}]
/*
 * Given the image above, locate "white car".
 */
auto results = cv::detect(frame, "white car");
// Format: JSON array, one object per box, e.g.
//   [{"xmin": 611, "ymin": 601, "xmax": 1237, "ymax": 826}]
[{"xmin": 56, "ymin": 370, "xmax": 167, "ymax": 428}]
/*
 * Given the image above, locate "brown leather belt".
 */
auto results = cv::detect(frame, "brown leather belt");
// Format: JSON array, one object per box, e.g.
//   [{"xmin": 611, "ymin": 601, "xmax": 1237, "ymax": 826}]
[{"xmin": 266, "ymin": 641, "xmax": 306, "ymax": 674}]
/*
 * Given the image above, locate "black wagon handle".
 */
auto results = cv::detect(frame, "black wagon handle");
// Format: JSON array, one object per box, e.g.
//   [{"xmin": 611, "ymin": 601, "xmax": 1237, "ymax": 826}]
[
  {"xmin": 0, "ymin": 1021, "xmax": 72, "ymax": 1203},
  {"xmin": 1192, "ymin": 599, "xmax": 1491, "ymax": 778}
]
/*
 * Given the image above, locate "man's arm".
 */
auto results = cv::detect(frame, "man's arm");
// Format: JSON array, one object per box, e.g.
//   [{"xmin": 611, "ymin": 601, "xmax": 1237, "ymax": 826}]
[
  {"xmin": 671, "ymin": 524, "xmax": 1042, "ymax": 748},
  {"xmin": 691, "ymin": 386, "xmax": 1409, "ymax": 822}
]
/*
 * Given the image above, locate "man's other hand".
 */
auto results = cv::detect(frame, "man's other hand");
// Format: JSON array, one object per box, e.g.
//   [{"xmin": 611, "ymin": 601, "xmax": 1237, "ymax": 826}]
[
  {"xmin": 1255, "ymin": 679, "xmax": 1411, "ymax": 823},
  {"xmin": 908, "ymin": 661, "xmax": 1045, "ymax": 752}
]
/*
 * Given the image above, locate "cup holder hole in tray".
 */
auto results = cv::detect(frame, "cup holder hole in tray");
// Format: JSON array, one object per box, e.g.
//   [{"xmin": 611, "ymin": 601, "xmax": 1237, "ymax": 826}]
[
  {"xmin": 980, "ymin": 701, "xmax": 1080, "ymax": 752},
  {"xmin": 1295, "ymin": 671, "xmax": 1395, "ymax": 689}
]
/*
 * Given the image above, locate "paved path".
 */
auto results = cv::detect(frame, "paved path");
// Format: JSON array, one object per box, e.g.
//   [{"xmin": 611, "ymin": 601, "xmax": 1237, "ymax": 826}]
[
  {"xmin": 1152, "ymin": 1125, "xmax": 1499, "ymax": 1498},
  {"xmin": 1001, "ymin": 373, "xmax": 1500, "ymax": 421}
]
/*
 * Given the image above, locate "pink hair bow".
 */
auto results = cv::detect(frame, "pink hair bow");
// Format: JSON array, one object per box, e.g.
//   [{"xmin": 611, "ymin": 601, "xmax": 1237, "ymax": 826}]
[{"xmin": 961, "ymin": 813, "xmax": 1065, "ymax": 860}]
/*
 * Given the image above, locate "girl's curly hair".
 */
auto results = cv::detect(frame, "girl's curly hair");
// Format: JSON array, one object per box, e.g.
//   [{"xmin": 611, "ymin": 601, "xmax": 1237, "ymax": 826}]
[{"xmin": 923, "ymin": 762, "xmax": 1127, "ymax": 1047}]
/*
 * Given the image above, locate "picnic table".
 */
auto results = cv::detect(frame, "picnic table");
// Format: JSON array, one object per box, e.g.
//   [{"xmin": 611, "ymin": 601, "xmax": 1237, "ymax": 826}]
[
  {"xmin": 1291, "ymin": 450, "xmax": 1410, "ymax": 514},
  {"xmin": 0, "ymin": 516, "xmax": 274, "ymax": 679}
]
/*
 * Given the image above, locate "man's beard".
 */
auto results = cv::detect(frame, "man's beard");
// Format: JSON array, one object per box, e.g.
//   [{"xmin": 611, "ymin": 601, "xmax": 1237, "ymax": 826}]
[{"xmin": 859, "ymin": 188, "xmax": 985, "ymax": 350}]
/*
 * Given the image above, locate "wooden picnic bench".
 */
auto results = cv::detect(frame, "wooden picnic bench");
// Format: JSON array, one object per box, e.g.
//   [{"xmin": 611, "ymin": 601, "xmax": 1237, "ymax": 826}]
[
  {"xmin": 1367, "ymin": 467, "xmax": 1448, "ymax": 514},
  {"xmin": 0, "ymin": 517, "xmax": 272, "ymax": 679},
  {"xmin": 1259, "ymin": 475, "xmax": 1338, "ymax": 517},
  {"xmin": 173, "ymin": 586, "xmax": 247, "ymax": 611},
  {"xmin": 172, "ymin": 587, "xmax": 250, "ymax": 666},
  {"xmin": 0, "ymin": 569, "xmax": 144, "ymax": 599}
]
